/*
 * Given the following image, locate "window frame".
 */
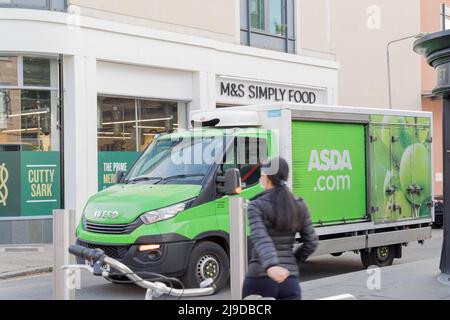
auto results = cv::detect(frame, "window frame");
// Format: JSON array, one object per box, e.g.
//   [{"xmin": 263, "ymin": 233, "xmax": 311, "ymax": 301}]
[
  {"xmin": 0, "ymin": 55, "xmax": 60, "ymax": 152},
  {"xmin": 221, "ymin": 135, "xmax": 268, "ymax": 190},
  {"xmin": 250, "ymin": 0, "xmax": 266, "ymax": 32},
  {"xmin": 0, "ymin": 55, "xmax": 59, "ymax": 91},
  {"xmin": 250, "ymin": 0, "xmax": 287, "ymax": 37},
  {"xmin": 241, "ymin": 0, "xmax": 296, "ymax": 53},
  {"xmin": 97, "ymin": 95, "xmax": 181, "ymax": 152}
]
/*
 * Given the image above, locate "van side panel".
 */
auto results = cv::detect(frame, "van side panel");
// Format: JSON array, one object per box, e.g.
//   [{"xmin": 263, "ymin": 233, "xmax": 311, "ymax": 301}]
[
  {"xmin": 291, "ymin": 121, "xmax": 367, "ymax": 225},
  {"xmin": 369, "ymin": 115, "xmax": 433, "ymax": 223}
]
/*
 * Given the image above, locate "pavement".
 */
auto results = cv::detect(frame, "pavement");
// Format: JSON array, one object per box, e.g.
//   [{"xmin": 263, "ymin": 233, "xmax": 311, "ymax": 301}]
[
  {"xmin": 1, "ymin": 230, "xmax": 450, "ymax": 299},
  {"xmin": 0, "ymin": 245, "xmax": 53, "ymax": 280},
  {"xmin": 302, "ymin": 257, "xmax": 450, "ymax": 300}
]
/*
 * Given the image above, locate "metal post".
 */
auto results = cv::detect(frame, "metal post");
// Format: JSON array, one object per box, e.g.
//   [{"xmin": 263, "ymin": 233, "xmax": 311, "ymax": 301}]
[
  {"xmin": 229, "ymin": 197, "xmax": 248, "ymax": 300},
  {"xmin": 58, "ymin": 55, "xmax": 65, "ymax": 209},
  {"xmin": 387, "ymin": 47, "xmax": 393, "ymax": 109},
  {"xmin": 53, "ymin": 209, "xmax": 77, "ymax": 300},
  {"xmin": 439, "ymin": 97, "xmax": 450, "ymax": 281},
  {"xmin": 442, "ymin": 3, "xmax": 447, "ymax": 32},
  {"xmin": 387, "ymin": 34, "xmax": 426, "ymax": 109}
]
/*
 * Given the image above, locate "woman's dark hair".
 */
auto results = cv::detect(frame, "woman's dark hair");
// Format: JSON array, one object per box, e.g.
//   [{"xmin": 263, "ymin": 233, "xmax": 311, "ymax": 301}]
[{"xmin": 260, "ymin": 157, "xmax": 304, "ymax": 231}]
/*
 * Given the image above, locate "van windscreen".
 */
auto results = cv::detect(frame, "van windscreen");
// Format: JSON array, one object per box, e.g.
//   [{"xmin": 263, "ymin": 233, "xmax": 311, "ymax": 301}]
[{"xmin": 124, "ymin": 136, "xmax": 226, "ymax": 185}]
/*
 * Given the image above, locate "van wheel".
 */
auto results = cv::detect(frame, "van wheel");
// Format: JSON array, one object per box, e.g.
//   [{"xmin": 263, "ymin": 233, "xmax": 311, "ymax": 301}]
[
  {"xmin": 182, "ymin": 241, "xmax": 229, "ymax": 292},
  {"xmin": 360, "ymin": 245, "xmax": 395, "ymax": 268}
]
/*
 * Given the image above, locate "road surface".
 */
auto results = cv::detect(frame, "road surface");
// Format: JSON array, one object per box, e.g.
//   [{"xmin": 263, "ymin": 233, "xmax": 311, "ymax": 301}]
[{"xmin": 0, "ymin": 229, "xmax": 443, "ymax": 300}]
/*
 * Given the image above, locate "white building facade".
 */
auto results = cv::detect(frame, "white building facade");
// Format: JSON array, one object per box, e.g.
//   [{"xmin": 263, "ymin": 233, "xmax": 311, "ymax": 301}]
[{"xmin": 0, "ymin": 7, "xmax": 338, "ymax": 243}]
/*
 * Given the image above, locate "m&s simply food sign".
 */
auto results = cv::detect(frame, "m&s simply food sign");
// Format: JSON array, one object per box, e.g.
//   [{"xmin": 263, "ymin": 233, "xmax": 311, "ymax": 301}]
[{"xmin": 217, "ymin": 78, "xmax": 326, "ymax": 105}]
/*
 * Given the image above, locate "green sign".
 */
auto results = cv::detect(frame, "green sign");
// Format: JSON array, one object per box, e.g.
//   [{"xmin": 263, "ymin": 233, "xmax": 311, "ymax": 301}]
[
  {"xmin": 0, "ymin": 152, "xmax": 21, "ymax": 217},
  {"xmin": 98, "ymin": 152, "xmax": 141, "ymax": 191},
  {"xmin": 21, "ymin": 152, "xmax": 61, "ymax": 217},
  {"xmin": 291, "ymin": 121, "xmax": 367, "ymax": 224},
  {"xmin": 0, "ymin": 151, "xmax": 61, "ymax": 217}
]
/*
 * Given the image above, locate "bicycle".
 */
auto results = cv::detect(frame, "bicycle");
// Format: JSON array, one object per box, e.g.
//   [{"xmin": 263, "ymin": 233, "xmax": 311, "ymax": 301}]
[{"xmin": 64, "ymin": 245, "xmax": 216, "ymax": 300}]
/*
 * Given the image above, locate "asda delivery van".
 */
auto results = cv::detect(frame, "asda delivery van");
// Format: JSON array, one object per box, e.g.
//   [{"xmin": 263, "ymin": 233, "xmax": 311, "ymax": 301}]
[{"xmin": 75, "ymin": 103, "xmax": 434, "ymax": 290}]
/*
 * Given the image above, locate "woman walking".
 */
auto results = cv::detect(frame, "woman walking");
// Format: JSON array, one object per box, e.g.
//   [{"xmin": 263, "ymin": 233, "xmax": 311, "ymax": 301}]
[{"xmin": 242, "ymin": 157, "xmax": 318, "ymax": 300}]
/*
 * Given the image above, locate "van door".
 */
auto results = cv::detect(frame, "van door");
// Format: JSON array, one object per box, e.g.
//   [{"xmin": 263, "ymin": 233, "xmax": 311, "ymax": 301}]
[
  {"xmin": 410, "ymin": 125, "xmax": 432, "ymax": 219},
  {"xmin": 390, "ymin": 125, "xmax": 414, "ymax": 220},
  {"xmin": 370, "ymin": 126, "xmax": 394, "ymax": 223},
  {"xmin": 292, "ymin": 121, "xmax": 367, "ymax": 225},
  {"xmin": 215, "ymin": 135, "xmax": 268, "ymax": 232}
]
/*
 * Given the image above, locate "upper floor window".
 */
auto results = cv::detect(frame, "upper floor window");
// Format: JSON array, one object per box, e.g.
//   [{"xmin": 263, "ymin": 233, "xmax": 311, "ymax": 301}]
[
  {"xmin": 0, "ymin": 0, "xmax": 66, "ymax": 11},
  {"xmin": 241, "ymin": 0, "xmax": 296, "ymax": 53},
  {"xmin": 250, "ymin": 0, "xmax": 286, "ymax": 36},
  {"xmin": 444, "ymin": 5, "xmax": 450, "ymax": 30}
]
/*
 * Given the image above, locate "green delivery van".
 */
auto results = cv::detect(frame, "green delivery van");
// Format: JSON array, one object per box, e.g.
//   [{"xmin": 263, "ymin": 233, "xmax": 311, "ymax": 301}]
[{"xmin": 76, "ymin": 103, "xmax": 434, "ymax": 290}]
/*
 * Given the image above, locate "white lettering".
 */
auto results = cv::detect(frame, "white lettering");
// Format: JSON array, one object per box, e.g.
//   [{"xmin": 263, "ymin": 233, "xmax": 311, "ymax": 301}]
[
  {"xmin": 317, "ymin": 176, "xmax": 326, "ymax": 191},
  {"xmin": 308, "ymin": 150, "xmax": 353, "ymax": 172},
  {"xmin": 308, "ymin": 150, "xmax": 321, "ymax": 171},
  {"xmin": 320, "ymin": 150, "xmax": 330, "ymax": 170}
]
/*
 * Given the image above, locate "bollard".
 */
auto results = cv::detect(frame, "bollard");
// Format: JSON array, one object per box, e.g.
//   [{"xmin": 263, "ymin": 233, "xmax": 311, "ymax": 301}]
[
  {"xmin": 229, "ymin": 197, "xmax": 247, "ymax": 300},
  {"xmin": 53, "ymin": 209, "xmax": 77, "ymax": 300}
]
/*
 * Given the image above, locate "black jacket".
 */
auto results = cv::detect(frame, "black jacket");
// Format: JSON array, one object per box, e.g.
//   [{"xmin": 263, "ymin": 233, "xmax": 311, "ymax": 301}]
[{"xmin": 246, "ymin": 188, "xmax": 318, "ymax": 278}]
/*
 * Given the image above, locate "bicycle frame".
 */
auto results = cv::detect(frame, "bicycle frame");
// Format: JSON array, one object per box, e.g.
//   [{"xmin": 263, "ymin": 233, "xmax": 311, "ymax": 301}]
[{"xmin": 65, "ymin": 245, "xmax": 216, "ymax": 300}]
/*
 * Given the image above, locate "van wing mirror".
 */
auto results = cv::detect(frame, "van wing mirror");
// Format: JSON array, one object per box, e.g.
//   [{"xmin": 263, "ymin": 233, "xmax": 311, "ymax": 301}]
[
  {"xmin": 217, "ymin": 168, "xmax": 242, "ymax": 195},
  {"xmin": 115, "ymin": 170, "xmax": 126, "ymax": 184}
]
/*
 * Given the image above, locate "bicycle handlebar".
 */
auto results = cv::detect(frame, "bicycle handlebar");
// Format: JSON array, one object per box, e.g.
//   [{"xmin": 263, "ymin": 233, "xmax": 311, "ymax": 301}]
[
  {"xmin": 69, "ymin": 245, "xmax": 105, "ymax": 262},
  {"xmin": 67, "ymin": 244, "xmax": 216, "ymax": 298}
]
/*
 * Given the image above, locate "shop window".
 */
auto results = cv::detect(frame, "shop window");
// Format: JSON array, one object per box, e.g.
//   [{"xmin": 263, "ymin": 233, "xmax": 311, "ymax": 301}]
[
  {"xmin": 97, "ymin": 97, "xmax": 136, "ymax": 152},
  {"xmin": 241, "ymin": 0, "xmax": 296, "ymax": 53},
  {"xmin": 23, "ymin": 57, "xmax": 52, "ymax": 87},
  {"xmin": 138, "ymin": 99, "xmax": 178, "ymax": 152},
  {"xmin": 97, "ymin": 96, "xmax": 179, "ymax": 190},
  {"xmin": 0, "ymin": 56, "xmax": 61, "ymax": 218}
]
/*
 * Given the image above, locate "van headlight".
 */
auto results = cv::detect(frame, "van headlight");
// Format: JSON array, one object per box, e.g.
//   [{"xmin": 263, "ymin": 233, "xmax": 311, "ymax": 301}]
[{"xmin": 140, "ymin": 199, "xmax": 194, "ymax": 225}]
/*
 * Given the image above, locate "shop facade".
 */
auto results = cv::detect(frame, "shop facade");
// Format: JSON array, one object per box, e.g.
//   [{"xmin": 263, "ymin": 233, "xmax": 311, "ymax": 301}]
[{"xmin": 0, "ymin": 9, "xmax": 338, "ymax": 244}]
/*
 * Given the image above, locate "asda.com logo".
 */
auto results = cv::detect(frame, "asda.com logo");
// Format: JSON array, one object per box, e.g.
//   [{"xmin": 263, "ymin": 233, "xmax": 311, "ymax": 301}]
[{"xmin": 307, "ymin": 149, "xmax": 352, "ymax": 192}]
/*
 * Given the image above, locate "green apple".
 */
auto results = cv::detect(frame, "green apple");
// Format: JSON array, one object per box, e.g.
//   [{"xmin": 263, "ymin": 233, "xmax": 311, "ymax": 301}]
[
  {"xmin": 379, "ymin": 116, "xmax": 404, "ymax": 148},
  {"xmin": 380, "ymin": 170, "xmax": 397, "ymax": 221},
  {"xmin": 383, "ymin": 169, "xmax": 400, "ymax": 203},
  {"xmin": 417, "ymin": 127, "xmax": 430, "ymax": 144},
  {"xmin": 399, "ymin": 143, "xmax": 431, "ymax": 205},
  {"xmin": 379, "ymin": 116, "xmax": 413, "ymax": 163},
  {"xmin": 371, "ymin": 135, "xmax": 389, "ymax": 207},
  {"xmin": 419, "ymin": 196, "xmax": 432, "ymax": 218},
  {"xmin": 395, "ymin": 190, "xmax": 412, "ymax": 219}
]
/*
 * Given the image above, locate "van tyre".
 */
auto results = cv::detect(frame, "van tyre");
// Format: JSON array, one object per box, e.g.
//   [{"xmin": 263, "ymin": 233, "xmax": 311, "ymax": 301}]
[
  {"xmin": 182, "ymin": 241, "xmax": 229, "ymax": 292},
  {"xmin": 360, "ymin": 245, "xmax": 395, "ymax": 268}
]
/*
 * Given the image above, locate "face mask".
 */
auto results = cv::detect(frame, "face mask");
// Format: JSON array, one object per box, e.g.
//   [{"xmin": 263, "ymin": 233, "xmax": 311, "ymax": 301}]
[{"xmin": 259, "ymin": 177, "xmax": 265, "ymax": 189}]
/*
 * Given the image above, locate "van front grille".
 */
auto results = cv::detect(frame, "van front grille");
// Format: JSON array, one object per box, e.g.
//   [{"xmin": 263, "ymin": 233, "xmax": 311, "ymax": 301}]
[
  {"xmin": 84, "ymin": 219, "xmax": 142, "ymax": 234},
  {"xmin": 78, "ymin": 240, "xmax": 129, "ymax": 260}
]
